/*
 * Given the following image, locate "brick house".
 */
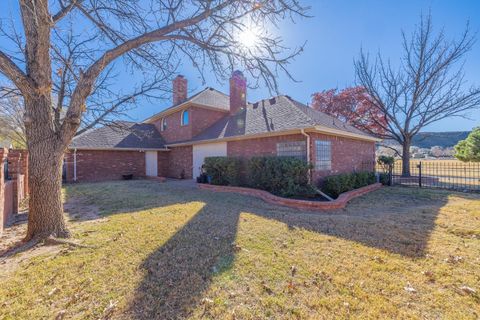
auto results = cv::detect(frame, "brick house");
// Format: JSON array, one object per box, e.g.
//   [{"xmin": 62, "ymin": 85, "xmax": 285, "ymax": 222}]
[{"xmin": 65, "ymin": 71, "xmax": 380, "ymax": 184}]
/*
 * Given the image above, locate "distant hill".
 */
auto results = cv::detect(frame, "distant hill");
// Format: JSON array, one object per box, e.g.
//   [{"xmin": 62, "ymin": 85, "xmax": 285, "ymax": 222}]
[
  {"xmin": 412, "ymin": 131, "xmax": 470, "ymax": 148},
  {"xmin": 384, "ymin": 131, "xmax": 470, "ymax": 148}
]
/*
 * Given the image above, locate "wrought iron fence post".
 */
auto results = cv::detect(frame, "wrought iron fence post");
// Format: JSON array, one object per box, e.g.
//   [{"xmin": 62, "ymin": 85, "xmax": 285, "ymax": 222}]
[{"xmin": 418, "ymin": 162, "xmax": 422, "ymax": 188}]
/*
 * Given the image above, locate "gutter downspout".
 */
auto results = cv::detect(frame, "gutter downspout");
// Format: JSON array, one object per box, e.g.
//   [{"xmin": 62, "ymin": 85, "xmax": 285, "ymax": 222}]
[
  {"xmin": 300, "ymin": 129, "xmax": 311, "ymax": 182},
  {"xmin": 301, "ymin": 129, "xmax": 334, "ymax": 201},
  {"xmin": 73, "ymin": 148, "xmax": 77, "ymax": 182}
]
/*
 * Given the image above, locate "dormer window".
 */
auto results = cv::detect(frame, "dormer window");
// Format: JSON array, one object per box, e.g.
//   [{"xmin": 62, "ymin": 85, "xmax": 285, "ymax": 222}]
[
  {"xmin": 181, "ymin": 110, "xmax": 189, "ymax": 126},
  {"xmin": 161, "ymin": 118, "xmax": 167, "ymax": 131}
]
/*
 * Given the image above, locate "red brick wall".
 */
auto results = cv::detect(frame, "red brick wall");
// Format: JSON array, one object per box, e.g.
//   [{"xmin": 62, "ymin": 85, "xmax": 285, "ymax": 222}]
[
  {"xmin": 191, "ymin": 107, "xmax": 227, "ymax": 137},
  {"xmin": 8, "ymin": 149, "xmax": 28, "ymax": 195},
  {"xmin": 227, "ymin": 134, "xmax": 306, "ymax": 158},
  {"xmin": 166, "ymin": 146, "xmax": 193, "ymax": 179},
  {"xmin": 153, "ymin": 108, "xmax": 192, "ymax": 143},
  {"xmin": 157, "ymin": 152, "xmax": 169, "ymax": 177},
  {"xmin": 0, "ymin": 148, "xmax": 7, "ymax": 231},
  {"xmin": 153, "ymin": 106, "xmax": 228, "ymax": 144},
  {"xmin": 3, "ymin": 181, "xmax": 13, "ymax": 227},
  {"xmin": 309, "ymin": 133, "xmax": 375, "ymax": 182},
  {"xmin": 226, "ymin": 133, "xmax": 375, "ymax": 184},
  {"xmin": 65, "ymin": 150, "xmax": 146, "ymax": 182}
]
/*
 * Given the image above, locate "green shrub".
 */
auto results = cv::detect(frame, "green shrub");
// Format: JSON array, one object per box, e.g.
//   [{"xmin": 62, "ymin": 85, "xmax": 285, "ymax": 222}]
[
  {"xmin": 377, "ymin": 155, "xmax": 395, "ymax": 167},
  {"xmin": 204, "ymin": 156, "xmax": 316, "ymax": 198},
  {"xmin": 378, "ymin": 172, "xmax": 391, "ymax": 185},
  {"xmin": 353, "ymin": 171, "xmax": 376, "ymax": 188},
  {"xmin": 203, "ymin": 157, "xmax": 243, "ymax": 186},
  {"xmin": 322, "ymin": 171, "xmax": 376, "ymax": 198},
  {"xmin": 247, "ymin": 156, "xmax": 315, "ymax": 197},
  {"xmin": 377, "ymin": 155, "xmax": 395, "ymax": 173}
]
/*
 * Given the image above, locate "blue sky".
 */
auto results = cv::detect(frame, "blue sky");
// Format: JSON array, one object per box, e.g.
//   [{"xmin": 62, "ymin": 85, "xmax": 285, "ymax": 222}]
[
  {"xmin": 139, "ymin": 0, "xmax": 479, "ymax": 132},
  {"xmin": 1, "ymin": 0, "xmax": 479, "ymax": 132}
]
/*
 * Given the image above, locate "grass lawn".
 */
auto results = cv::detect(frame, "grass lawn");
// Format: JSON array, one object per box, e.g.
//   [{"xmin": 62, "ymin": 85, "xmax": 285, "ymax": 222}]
[{"xmin": 0, "ymin": 180, "xmax": 479, "ymax": 319}]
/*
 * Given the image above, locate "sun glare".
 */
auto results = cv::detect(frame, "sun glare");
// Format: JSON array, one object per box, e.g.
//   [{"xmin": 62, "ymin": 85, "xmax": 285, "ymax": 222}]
[{"xmin": 238, "ymin": 27, "xmax": 261, "ymax": 49}]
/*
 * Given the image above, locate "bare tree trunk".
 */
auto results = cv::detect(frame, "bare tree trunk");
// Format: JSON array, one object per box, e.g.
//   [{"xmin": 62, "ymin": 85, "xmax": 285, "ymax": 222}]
[
  {"xmin": 24, "ymin": 98, "xmax": 70, "ymax": 241},
  {"xmin": 402, "ymin": 139, "xmax": 411, "ymax": 177}
]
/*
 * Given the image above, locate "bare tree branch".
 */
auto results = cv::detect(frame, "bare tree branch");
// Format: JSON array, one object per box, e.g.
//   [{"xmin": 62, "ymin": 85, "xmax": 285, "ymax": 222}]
[{"xmin": 355, "ymin": 13, "xmax": 480, "ymax": 176}]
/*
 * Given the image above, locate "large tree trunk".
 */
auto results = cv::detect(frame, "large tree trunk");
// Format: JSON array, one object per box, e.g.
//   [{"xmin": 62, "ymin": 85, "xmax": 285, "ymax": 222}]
[
  {"xmin": 401, "ymin": 139, "xmax": 411, "ymax": 177},
  {"xmin": 24, "ymin": 97, "xmax": 70, "ymax": 241}
]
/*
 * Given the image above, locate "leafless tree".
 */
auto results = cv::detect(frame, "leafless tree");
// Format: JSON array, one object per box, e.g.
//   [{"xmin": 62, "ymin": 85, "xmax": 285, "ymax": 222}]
[
  {"xmin": 0, "ymin": 94, "xmax": 26, "ymax": 147},
  {"xmin": 355, "ymin": 14, "xmax": 480, "ymax": 176},
  {"xmin": 0, "ymin": 0, "xmax": 308, "ymax": 240}
]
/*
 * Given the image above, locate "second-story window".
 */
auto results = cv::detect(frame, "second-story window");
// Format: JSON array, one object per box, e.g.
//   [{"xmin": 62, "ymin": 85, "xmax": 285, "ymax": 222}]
[
  {"xmin": 161, "ymin": 117, "xmax": 167, "ymax": 131},
  {"xmin": 181, "ymin": 110, "xmax": 189, "ymax": 126}
]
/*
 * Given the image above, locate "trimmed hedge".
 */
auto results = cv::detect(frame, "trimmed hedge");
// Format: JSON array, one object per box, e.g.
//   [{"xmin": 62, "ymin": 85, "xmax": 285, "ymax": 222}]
[
  {"xmin": 204, "ymin": 156, "xmax": 376, "ymax": 199},
  {"xmin": 247, "ymin": 156, "xmax": 315, "ymax": 197},
  {"xmin": 203, "ymin": 157, "xmax": 243, "ymax": 186},
  {"xmin": 204, "ymin": 156, "xmax": 315, "ymax": 198},
  {"xmin": 322, "ymin": 171, "xmax": 376, "ymax": 198}
]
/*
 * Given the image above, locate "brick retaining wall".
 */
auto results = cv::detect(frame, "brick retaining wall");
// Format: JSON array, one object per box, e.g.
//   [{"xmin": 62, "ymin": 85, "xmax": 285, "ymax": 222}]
[
  {"xmin": 3, "ymin": 181, "xmax": 14, "ymax": 227},
  {"xmin": 1, "ymin": 148, "xmax": 28, "ymax": 232},
  {"xmin": 198, "ymin": 183, "xmax": 382, "ymax": 211}
]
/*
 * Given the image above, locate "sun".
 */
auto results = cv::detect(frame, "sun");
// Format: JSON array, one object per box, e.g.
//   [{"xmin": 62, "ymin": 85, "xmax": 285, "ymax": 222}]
[{"xmin": 238, "ymin": 26, "xmax": 261, "ymax": 49}]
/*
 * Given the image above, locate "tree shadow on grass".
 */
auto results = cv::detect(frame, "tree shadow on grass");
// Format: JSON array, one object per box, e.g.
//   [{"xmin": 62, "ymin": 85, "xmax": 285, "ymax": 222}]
[
  {"xmin": 120, "ymin": 182, "xmax": 471, "ymax": 319},
  {"xmin": 128, "ymin": 205, "xmax": 239, "ymax": 319},
  {"xmin": 251, "ymin": 187, "xmax": 455, "ymax": 258}
]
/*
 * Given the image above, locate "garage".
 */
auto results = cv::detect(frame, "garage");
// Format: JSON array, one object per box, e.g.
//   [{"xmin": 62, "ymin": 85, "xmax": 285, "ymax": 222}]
[{"xmin": 192, "ymin": 142, "xmax": 227, "ymax": 179}]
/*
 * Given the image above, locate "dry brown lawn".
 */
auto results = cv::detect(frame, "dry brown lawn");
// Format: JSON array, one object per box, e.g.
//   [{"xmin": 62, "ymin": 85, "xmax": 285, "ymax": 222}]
[{"xmin": 0, "ymin": 180, "xmax": 479, "ymax": 319}]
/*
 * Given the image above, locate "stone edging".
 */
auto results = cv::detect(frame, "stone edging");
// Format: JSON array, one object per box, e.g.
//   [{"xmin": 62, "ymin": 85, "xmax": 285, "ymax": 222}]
[{"xmin": 198, "ymin": 183, "xmax": 383, "ymax": 210}]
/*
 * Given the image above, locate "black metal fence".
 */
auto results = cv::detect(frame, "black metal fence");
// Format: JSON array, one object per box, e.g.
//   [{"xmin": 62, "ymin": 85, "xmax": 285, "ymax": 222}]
[{"xmin": 377, "ymin": 160, "xmax": 480, "ymax": 192}]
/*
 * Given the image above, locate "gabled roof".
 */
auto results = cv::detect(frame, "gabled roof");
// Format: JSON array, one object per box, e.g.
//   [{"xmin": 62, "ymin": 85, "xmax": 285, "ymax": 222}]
[
  {"xmin": 185, "ymin": 95, "xmax": 377, "ymax": 143},
  {"xmin": 70, "ymin": 121, "xmax": 166, "ymax": 150},
  {"xmin": 144, "ymin": 87, "xmax": 229, "ymax": 123}
]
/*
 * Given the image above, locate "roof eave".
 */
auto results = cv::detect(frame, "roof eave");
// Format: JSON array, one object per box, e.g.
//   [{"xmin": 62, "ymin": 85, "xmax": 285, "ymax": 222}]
[
  {"xmin": 165, "ymin": 128, "xmax": 316, "ymax": 147},
  {"xmin": 67, "ymin": 147, "xmax": 170, "ymax": 151},
  {"xmin": 312, "ymin": 126, "xmax": 382, "ymax": 142},
  {"xmin": 166, "ymin": 126, "xmax": 381, "ymax": 147}
]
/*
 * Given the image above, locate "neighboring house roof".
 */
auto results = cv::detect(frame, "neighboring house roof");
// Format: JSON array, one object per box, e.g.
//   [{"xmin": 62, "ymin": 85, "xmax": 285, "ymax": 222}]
[
  {"xmin": 186, "ymin": 95, "xmax": 376, "ymax": 143},
  {"xmin": 70, "ymin": 122, "xmax": 166, "ymax": 150},
  {"xmin": 144, "ymin": 87, "xmax": 230, "ymax": 123}
]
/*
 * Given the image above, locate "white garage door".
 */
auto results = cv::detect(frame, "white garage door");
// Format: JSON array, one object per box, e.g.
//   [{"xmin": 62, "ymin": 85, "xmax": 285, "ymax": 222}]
[
  {"xmin": 193, "ymin": 142, "xmax": 227, "ymax": 179},
  {"xmin": 145, "ymin": 151, "xmax": 158, "ymax": 177}
]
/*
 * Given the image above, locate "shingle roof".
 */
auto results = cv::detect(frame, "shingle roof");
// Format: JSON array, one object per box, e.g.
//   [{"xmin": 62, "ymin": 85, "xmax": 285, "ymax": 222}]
[
  {"xmin": 144, "ymin": 87, "xmax": 230, "ymax": 123},
  {"xmin": 70, "ymin": 122, "xmax": 166, "ymax": 150},
  {"xmin": 189, "ymin": 87, "xmax": 230, "ymax": 110},
  {"xmin": 189, "ymin": 95, "xmax": 375, "ymax": 142}
]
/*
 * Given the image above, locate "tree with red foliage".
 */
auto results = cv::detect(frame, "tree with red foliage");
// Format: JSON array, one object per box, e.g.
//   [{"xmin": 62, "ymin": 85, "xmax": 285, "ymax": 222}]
[{"xmin": 311, "ymin": 86, "xmax": 387, "ymax": 136}]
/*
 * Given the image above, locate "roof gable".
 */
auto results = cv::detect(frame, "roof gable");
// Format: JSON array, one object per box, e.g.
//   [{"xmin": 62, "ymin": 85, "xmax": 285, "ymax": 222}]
[{"xmin": 144, "ymin": 88, "xmax": 229, "ymax": 123}]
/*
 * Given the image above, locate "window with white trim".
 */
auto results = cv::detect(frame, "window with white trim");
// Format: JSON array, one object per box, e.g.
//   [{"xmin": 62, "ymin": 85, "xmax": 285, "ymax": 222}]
[
  {"xmin": 276, "ymin": 141, "xmax": 307, "ymax": 160},
  {"xmin": 315, "ymin": 140, "xmax": 332, "ymax": 170},
  {"xmin": 161, "ymin": 118, "xmax": 167, "ymax": 131},
  {"xmin": 181, "ymin": 110, "xmax": 189, "ymax": 126}
]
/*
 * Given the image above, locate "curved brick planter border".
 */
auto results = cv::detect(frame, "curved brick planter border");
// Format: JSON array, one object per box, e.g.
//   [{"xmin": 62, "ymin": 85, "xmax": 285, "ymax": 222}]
[{"xmin": 198, "ymin": 183, "xmax": 382, "ymax": 211}]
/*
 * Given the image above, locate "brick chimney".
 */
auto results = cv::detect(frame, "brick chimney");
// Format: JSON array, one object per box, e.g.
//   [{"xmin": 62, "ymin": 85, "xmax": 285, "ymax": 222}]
[
  {"xmin": 229, "ymin": 70, "xmax": 247, "ymax": 115},
  {"xmin": 173, "ymin": 75, "xmax": 187, "ymax": 105}
]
